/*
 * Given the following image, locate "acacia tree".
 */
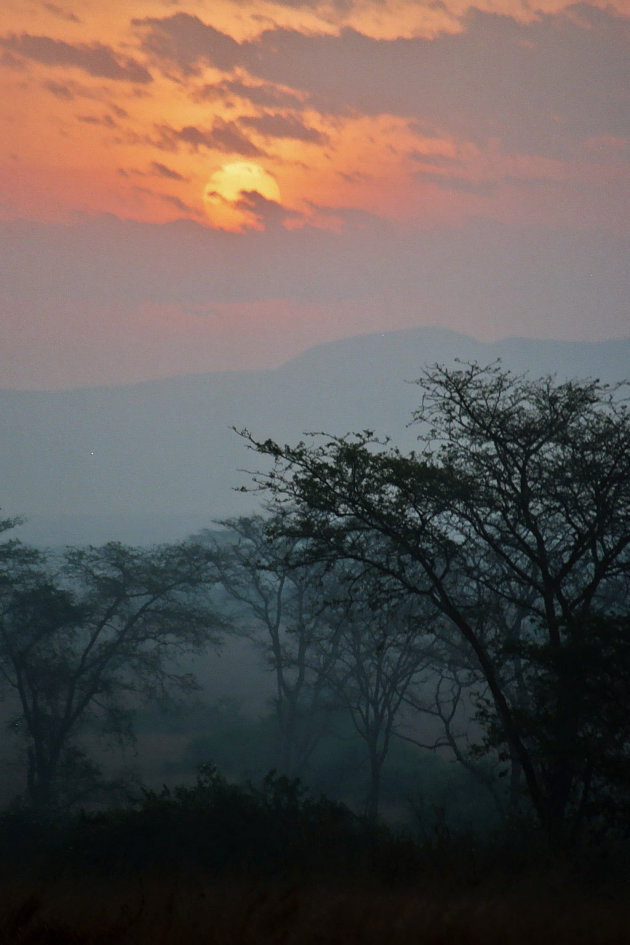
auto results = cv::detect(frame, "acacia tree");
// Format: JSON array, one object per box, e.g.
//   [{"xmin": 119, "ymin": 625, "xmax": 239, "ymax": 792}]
[
  {"xmin": 400, "ymin": 632, "xmax": 509, "ymax": 816},
  {"xmin": 324, "ymin": 572, "xmax": 432, "ymax": 823},
  {"xmin": 401, "ymin": 585, "xmax": 545, "ymax": 815},
  {"xmin": 240, "ymin": 363, "xmax": 630, "ymax": 849},
  {"xmin": 205, "ymin": 516, "xmax": 342, "ymax": 777},
  {"xmin": 0, "ymin": 538, "xmax": 223, "ymax": 809}
]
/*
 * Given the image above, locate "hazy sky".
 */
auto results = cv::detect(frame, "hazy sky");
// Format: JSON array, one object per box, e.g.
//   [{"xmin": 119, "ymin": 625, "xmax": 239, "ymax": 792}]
[{"xmin": 1, "ymin": 0, "xmax": 628, "ymax": 389}]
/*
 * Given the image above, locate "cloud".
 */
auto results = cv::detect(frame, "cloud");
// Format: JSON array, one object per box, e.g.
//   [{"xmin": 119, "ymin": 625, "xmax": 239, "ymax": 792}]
[
  {"xmin": 194, "ymin": 77, "xmax": 304, "ymax": 110},
  {"xmin": 159, "ymin": 119, "xmax": 264, "ymax": 157},
  {"xmin": 151, "ymin": 161, "xmax": 186, "ymax": 181},
  {"xmin": 133, "ymin": 13, "xmax": 241, "ymax": 75},
  {"xmin": 42, "ymin": 3, "xmax": 80, "ymax": 23},
  {"xmin": 240, "ymin": 112, "xmax": 327, "ymax": 143},
  {"xmin": 132, "ymin": 189, "xmax": 194, "ymax": 213},
  {"xmin": 44, "ymin": 79, "xmax": 74, "ymax": 99},
  {"xmin": 158, "ymin": 193, "xmax": 195, "ymax": 213},
  {"xmin": 1, "ymin": 50, "xmax": 27, "ymax": 70},
  {"xmin": 246, "ymin": 8, "xmax": 629, "ymax": 156},
  {"xmin": 0, "ymin": 33, "xmax": 152, "ymax": 83},
  {"xmin": 210, "ymin": 119, "xmax": 265, "ymax": 156},
  {"xmin": 77, "ymin": 113, "xmax": 117, "ymax": 128},
  {"xmin": 155, "ymin": 120, "xmax": 263, "ymax": 157},
  {"xmin": 43, "ymin": 79, "xmax": 130, "ymax": 110},
  {"xmin": 133, "ymin": 6, "xmax": 630, "ymax": 159},
  {"xmin": 235, "ymin": 190, "xmax": 303, "ymax": 229}
]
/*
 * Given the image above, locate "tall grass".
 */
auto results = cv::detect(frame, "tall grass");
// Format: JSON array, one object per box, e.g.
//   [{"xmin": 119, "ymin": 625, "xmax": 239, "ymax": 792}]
[{"xmin": 1, "ymin": 873, "xmax": 629, "ymax": 944}]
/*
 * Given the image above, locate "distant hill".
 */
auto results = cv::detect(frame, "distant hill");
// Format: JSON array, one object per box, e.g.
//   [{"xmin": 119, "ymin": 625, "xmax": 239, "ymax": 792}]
[{"xmin": 2, "ymin": 327, "xmax": 629, "ymax": 546}]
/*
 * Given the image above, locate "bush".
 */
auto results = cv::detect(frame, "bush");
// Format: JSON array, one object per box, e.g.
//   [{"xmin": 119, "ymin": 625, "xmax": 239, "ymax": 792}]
[{"xmin": 0, "ymin": 764, "xmax": 387, "ymax": 880}]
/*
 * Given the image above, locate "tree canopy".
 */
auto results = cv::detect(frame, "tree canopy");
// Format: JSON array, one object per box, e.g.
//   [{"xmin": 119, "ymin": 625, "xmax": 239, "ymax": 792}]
[
  {"xmin": 240, "ymin": 363, "xmax": 630, "ymax": 849},
  {"xmin": 0, "ymin": 535, "xmax": 223, "ymax": 809}
]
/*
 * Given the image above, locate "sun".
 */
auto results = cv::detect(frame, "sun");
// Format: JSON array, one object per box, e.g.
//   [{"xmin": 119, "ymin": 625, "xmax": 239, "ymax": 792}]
[{"xmin": 203, "ymin": 162, "xmax": 281, "ymax": 230}]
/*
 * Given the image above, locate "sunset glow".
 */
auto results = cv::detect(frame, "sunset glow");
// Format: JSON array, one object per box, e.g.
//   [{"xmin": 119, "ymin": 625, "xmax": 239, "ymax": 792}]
[
  {"xmin": 2, "ymin": 0, "xmax": 626, "ymax": 231},
  {"xmin": 203, "ymin": 162, "xmax": 281, "ymax": 230},
  {"xmin": 0, "ymin": 0, "xmax": 628, "ymax": 388}
]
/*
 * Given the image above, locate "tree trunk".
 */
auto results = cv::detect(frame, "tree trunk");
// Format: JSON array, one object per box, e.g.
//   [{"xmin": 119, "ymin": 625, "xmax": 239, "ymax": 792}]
[
  {"xmin": 27, "ymin": 747, "xmax": 56, "ymax": 810},
  {"xmin": 365, "ymin": 740, "xmax": 383, "ymax": 825}
]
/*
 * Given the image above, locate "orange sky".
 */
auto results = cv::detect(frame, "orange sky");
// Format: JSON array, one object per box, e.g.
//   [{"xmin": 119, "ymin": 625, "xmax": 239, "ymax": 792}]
[
  {"xmin": 0, "ymin": 0, "xmax": 628, "ymax": 389},
  {"xmin": 2, "ymin": 0, "xmax": 628, "ymax": 231}
]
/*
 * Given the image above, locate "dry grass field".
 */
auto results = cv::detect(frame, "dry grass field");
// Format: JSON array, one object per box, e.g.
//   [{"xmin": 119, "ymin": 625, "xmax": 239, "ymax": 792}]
[{"xmin": 0, "ymin": 872, "xmax": 629, "ymax": 945}]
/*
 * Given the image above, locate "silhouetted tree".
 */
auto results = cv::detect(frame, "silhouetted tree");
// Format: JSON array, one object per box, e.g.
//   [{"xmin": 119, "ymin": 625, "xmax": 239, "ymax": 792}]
[
  {"xmin": 240, "ymin": 363, "xmax": 630, "ymax": 849},
  {"xmin": 205, "ymin": 516, "xmax": 342, "ymax": 776},
  {"xmin": 0, "ymin": 538, "xmax": 223, "ymax": 809},
  {"xmin": 324, "ymin": 573, "xmax": 432, "ymax": 823}
]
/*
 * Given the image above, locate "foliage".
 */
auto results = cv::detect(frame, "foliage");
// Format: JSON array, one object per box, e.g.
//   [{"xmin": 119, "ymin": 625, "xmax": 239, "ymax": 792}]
[
  {"xmin": 207, "ymin": 518, "xmax": 449, "ymax": 823},
  {"xmin": 203, "ymin": 516, "xmax": 343, "ymax": 776},
  {"xmin": 238, "ymin": 363, "xmax": 630, "ymax": 849},
  {"xmin": 0, "ymin": 764, "xmax": 373, "ymax": 880},
  {"xmin": 0, "ymin": 536, "xmax": 224, "ymax": 810},
  {"xmin": 322, "ymin": 572, "xmax": 432, "ymax": 822}
]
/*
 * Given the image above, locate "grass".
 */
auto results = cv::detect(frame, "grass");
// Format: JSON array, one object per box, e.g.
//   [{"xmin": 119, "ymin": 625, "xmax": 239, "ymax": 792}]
[
  {"xmin": 2, "ymin": 769, "xmax": 629, "ymax": 943},
  {"xmin": 0, "ymin": 870, "xmax": 629, "ymax": 944}
]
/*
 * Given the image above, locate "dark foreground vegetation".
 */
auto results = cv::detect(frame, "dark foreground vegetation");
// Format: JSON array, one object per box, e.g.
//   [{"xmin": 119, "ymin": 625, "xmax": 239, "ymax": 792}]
[
  {"xmin": 2, "ymin": 874, "xmax": 630, "ymax": 945},
  {"xmin": 1, "ymin": 362, "xmax": 630, "ymax": 941},
  {"xmin": 1, "ymin": 765, "xmax": 630, "ymax": 944}
]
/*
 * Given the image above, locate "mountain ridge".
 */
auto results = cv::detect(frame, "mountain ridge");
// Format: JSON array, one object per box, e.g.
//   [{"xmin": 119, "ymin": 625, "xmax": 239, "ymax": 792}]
[
  {"xmin": 3, "ymin": 326, "xmax": 628, "ymax": 546},
  {"xmin": 2, "ymin": 325, "xmax": 629, "ymax": 395}
]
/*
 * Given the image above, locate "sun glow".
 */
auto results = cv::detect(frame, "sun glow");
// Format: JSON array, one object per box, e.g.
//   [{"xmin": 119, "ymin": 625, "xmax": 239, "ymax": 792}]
[{"xmin": 203, "ymin": 162, "xmax": 281, "ymax": 230}]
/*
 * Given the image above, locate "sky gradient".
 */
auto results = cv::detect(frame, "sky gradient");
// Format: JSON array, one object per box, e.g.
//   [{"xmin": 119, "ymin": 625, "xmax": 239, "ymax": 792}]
[{"xmin": 1, "ymin": 0, "xmax": 629, "ymax": 389}]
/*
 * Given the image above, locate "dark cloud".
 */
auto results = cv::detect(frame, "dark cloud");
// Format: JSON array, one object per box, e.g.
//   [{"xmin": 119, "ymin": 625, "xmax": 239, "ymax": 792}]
[
  {"xmin": 43, "ymin": 79, "xmax": 74, "ymax": 99},
  {"xmin": 240, "ymin": 112, "xmax": 327, "ymax": 143},
  {"xmin": 338, "ymin": 169, "xmax": 371, "ymax": 183},
  {"xmin": 244, "ymin": 8, "xmax": 629, "ymax": 156},
  {"xmin": 151, "ymin": 161, "xmax": 185, "ymax": 181},
  {"xmin": 77, "ymin": 113, "xmax": 117, "ymax": 127},
  {"xmin": 134, "ymin": 7, "xmax": 629, "ymax": 156},
  {"xmin": 155, "ymin": 120, "xmax": 263, "ymax": 156},
  {"xmin": 210, "ymin": 119, "xmax": 265, "ymax": 156},
  {"xmin": 0, "ymin": 33, "xmax": 152, "ymax": 82},
  {"xmin": 133, "ymin": 13, "xmax": 241, "ymax": 74},
  {"xmin": 44, "ymin": 79, "xmax": 130, "ymax": 110},
  {"xmin": 194, "ymin": 77, "xmax": 304, "ymax": 110},
  {"xmin": 158, "ymin": 193, "xmax": 195, "ymax": 213},
  {"xmin": 42, "ymin": 3, "xmax": 80, "ymax": 23},
  {"xmin": 131, "ymin": 185, "xmax": 195, "ymax": 214},
  {"xmin": 235, "ymin": 189, "xmax": 303, "ymax": 229},
  {"xmin": 1, "ymin": 50, "xmax": 27, "ymax": 69},
  {"xmin": 340, "ymin": 11, "xmax": 630, "ymax": 150},
  {"xmin": 154, "ymin": 123, "xmax": 205, "ymax": 150}
]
